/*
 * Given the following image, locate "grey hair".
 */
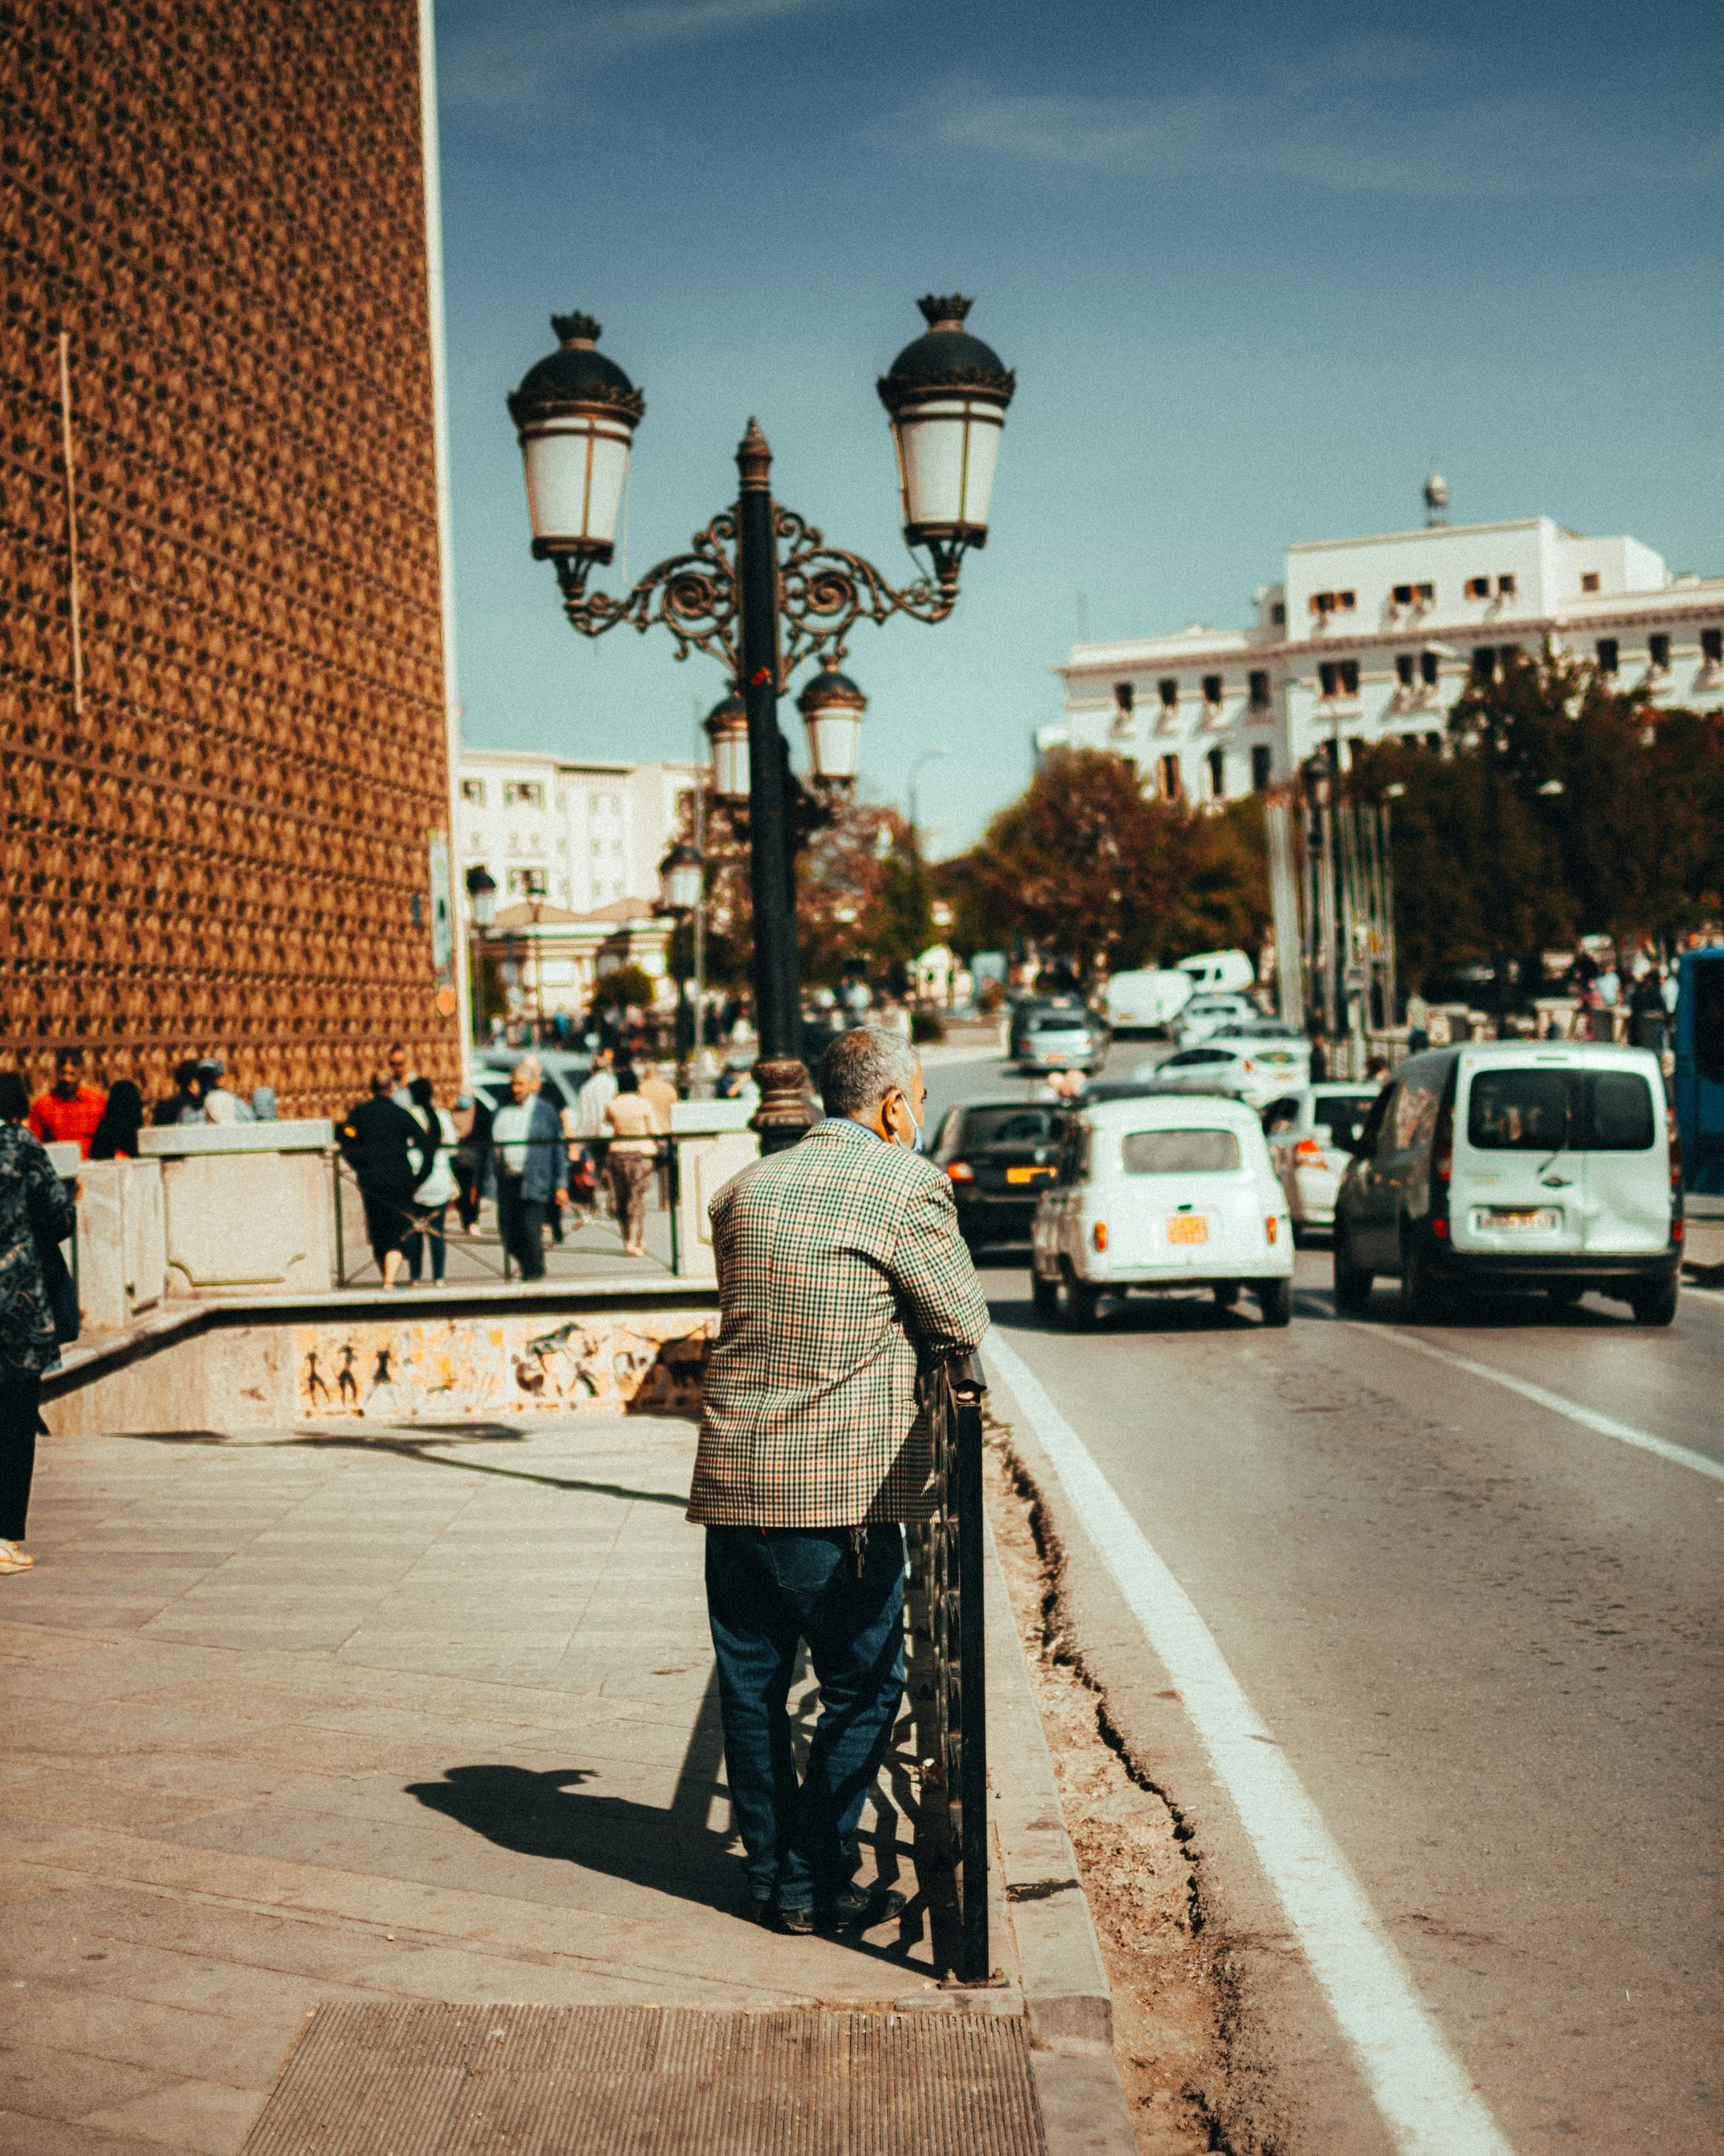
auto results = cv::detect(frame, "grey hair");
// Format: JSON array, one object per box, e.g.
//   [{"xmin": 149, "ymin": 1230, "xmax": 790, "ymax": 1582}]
[
  {"xmin": 818, "ymin": 1026, "xmax": 919, "ymax": 1117},
  {"xmin": 514, "ymin": 1054, "xmax": 542, "ymax": 1081}
]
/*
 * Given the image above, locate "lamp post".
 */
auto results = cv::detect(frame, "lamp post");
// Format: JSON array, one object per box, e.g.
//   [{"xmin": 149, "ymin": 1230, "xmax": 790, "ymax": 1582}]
[
  {"xmin": 464, "ymin": 865, "xmax": 497, "ymax": 1043},
  {"xmin": 658, "ymin": 839, "xmax": 704, "ymax": 1075},
  {"xmin": 509, "ymin": 296, "xmax": 1014, "ymax": 1146}
]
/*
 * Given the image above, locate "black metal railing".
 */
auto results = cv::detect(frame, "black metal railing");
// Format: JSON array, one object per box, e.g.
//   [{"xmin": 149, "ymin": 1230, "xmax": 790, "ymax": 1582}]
[
  {"xmin": 331, "ymin": 1135, "xmax": 683, "ymax": 1287},
  {"xmin": 906, "ymin": 1354, "xmax": 989, "ymax": 1984}
]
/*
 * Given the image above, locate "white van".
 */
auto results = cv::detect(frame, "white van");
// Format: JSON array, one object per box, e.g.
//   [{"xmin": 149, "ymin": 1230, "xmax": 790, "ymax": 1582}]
[
  {"xmin": 1104, "ymin": 969, "xmax": 1194, "ymax": 1033},
  {"xmin": 1332, "ymin": 1042, "xmax": 1681, "ymax": 1324},
  {"xmin": 1178, "ymin": 948, "xmax": 1255, "ymax": 995},
  {"xmin": 1031, "ymin": 1095, "xmax": 1294, "ymax": 1328}
]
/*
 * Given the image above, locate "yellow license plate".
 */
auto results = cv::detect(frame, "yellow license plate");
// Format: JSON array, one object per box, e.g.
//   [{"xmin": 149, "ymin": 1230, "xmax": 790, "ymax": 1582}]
[
  {"xmin": 1167, "ymin": 1214, "xmax": 1209, "ymax": 1245},
  {"xmin": 1007, "ymin": 1165, "xmax": 1054, "ymax": 1184}
]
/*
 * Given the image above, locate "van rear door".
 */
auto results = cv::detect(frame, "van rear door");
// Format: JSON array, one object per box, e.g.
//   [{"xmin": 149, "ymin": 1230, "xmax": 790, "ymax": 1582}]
[
  {"xmin": 1452, "ymin": 1058, "xmax": 1586, "ymax": 1256},
  {"xmin": 1578, "ymin": 1064, "xmax": 1668, "ymax": 1253}
]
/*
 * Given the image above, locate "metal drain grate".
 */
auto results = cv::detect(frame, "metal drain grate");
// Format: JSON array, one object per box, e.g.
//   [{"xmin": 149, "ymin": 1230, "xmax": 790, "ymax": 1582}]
[{"xmin": 242, "ymin": 2001, "xmax": 1047, "ymax": 2155}]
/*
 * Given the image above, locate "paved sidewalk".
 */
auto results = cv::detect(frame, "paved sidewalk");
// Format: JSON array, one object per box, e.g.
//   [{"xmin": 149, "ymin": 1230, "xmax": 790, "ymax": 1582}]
[{"xmin": 0, "ymin": 1413, "xmax": 978, "ymax": 2154}]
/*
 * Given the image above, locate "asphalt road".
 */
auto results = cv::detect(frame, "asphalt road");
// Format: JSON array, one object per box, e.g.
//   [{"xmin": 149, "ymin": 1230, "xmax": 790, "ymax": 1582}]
[{"xmin": 930, "ymin": 1043, "xmax": 1723, "ymax": 2155}]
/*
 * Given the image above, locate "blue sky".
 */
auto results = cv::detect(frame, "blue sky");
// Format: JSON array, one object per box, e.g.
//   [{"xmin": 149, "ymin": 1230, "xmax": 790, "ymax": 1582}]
[{"xmin": 435, "ymin": 0, "xmax": 1722, "ymax": 855}]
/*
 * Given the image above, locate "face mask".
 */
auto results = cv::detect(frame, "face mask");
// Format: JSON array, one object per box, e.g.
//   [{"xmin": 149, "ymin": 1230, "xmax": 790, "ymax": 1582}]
[{"xmin": 892, "ymin": 1093, "xmax": 923, "ymax": 1150}]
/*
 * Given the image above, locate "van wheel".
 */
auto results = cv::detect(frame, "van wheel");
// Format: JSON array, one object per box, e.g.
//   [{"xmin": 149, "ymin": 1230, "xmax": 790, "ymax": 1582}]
[
  {"xmin": 1257, "ymin": 1277, "xmax": 1293, "ymax": 1327},
  {"xmin": 1032, "ymin": 1271, "xmax": 1059, "ymax": 1322},
  {"xmin": 1333, "ymin": 1228, "xmax": 1373, "ymax": 1313},
  {"xmin": 1062, "ymin": 1274, "xmax": 1101, "ymax": 1330},
  {"xmin": 1630, "ymin": 1277, "xmax": 1678, "ymax": 1328},
  {"xmin": 1212, "ymin": 1280, "xmax": 1241, "ymax": 1309},
  {"xmin": 1399, "ymin": 1237, "xmax": 1446, "ymax": 1324}
]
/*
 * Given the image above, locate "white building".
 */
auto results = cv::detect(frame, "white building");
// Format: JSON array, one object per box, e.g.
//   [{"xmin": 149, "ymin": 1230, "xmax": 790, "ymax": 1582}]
[
  {"xmin": 1048, "ymin": 497, "xmax": 1724, "ymax": 804},
  {"xmin": 454, "ymin": 746, "xmax": 704, "ymax": 1020},
  {"xmin": 456, "ymin": 746, "xmax": 702, "ymax": 913}
]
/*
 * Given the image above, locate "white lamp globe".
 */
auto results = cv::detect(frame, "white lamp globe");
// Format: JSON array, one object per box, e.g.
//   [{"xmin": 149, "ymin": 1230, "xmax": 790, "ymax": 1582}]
[
  {"xmin": 705, "ymin": 691, "xmax": 750, "ymax": 803},
  {"xmin": 877, "ymin": 295, "xmax": 1014, "ymax": 565},
  {"xmin": 508, "ymin": 313, "xmax": 644, "ymax": 564},
  {"xmin": 797, "ymin": 658, "xmax": 867, "ymax": 786}
]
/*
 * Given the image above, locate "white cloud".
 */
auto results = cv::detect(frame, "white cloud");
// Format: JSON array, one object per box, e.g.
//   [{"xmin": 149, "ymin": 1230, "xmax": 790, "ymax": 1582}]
[
  {"xmin": 931, "ymin": 43, "xmax": 1722, "ymax": 201},
  {"xmin": 443, "ymin": 0, "xmax": 845, "ymax": 112}
]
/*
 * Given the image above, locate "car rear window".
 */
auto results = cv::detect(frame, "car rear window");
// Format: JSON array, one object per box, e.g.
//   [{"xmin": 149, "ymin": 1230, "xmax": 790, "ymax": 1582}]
[
  {"xmin": 960, "ymin": 1107, "xmax": 1065, "ymax": 1148},
  {"xmin": 1166, "ymin": 1048, "xmax": 1232, "ymax": 1067},
  {"xmin": 1466, "ymin": 1069, "xmax": 1656, "ymax": 1152},
  {"xmin": 1029, "ymin": 1014, "xmax": 1089, "ymax": 1032},
  {"xmin": 1121, "ymin": 1128, "xmax": 1241, "ymax": 1174},
  {"xmin": 1312, "ymin": 1094, "xmax": 1374, "ymax": 1146}
]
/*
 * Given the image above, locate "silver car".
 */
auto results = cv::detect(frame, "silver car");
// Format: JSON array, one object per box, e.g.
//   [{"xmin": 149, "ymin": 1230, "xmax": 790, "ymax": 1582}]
[{"xmin": 1263, "ymin": 1084, "xmax": 1379, "ymax": 1236}]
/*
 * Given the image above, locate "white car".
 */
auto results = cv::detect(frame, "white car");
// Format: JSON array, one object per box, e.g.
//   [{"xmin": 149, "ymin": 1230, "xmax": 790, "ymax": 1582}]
[
  {"xmin": 1175, "ymin": 992, "xmax": 1260, "ymax": 1048},
  {"xmin": 1031, "ymin": 1095, "xmax": 1294, "ymax": 1328},
  {"xmin": 1136, "ymin": 1031, "xmax": 1312, "ymax": 1110},
  {"xmin": 1264, "ymin": 1083, "xmax": 1380, "ymax": 1235}
]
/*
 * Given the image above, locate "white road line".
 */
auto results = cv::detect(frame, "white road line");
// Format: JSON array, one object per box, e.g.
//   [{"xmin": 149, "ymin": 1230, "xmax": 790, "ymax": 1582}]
[
  {"xmin": 1350, "ymin": 1324, "xmax": 1724, "ymax": 1485},
  {"xmin": 984, "ymin": 1333, "xmax": 1517, "ymax": 2156}
]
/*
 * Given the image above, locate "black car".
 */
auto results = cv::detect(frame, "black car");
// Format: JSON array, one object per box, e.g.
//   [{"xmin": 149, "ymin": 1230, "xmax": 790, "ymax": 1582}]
[{"xmin": 929, "ymin": 1099, "xmax": 1069, "ymax": 1248}]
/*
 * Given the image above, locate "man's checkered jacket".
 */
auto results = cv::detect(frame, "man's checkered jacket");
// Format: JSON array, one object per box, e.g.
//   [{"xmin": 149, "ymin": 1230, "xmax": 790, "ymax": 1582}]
[{"xmin": 687, "ymin": 1117, "xmax": 990, "ymax": 1527}]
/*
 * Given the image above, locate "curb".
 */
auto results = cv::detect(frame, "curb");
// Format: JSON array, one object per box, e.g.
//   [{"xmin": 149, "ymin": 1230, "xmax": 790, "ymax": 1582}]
[{"xmin": 982, "ymin": 1499, "xmax": 1140, "ymax": 2154}]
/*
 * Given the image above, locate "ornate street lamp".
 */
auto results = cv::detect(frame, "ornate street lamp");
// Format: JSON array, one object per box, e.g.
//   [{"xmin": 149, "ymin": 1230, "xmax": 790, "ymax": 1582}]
[
  {"xmin": 704, "ymin": 691, "xmax": 750, "ymax": 804},
  {"xmin": 509, "ymin": 295, "xmax": 1015, "ymax": 1146},
  {"xmin": 659, "ymin": 842, "xmax": 703, "ymax": 914},
  {"xmin": 464, "ymin": 863, "xmax": 498, "ymax": 931},
  {"xmin": 464, "ymin": 864, "xmax": 498, "ymax": 1042},
  {"xmin": 797, "ymin": 658, "xmax": 866, "ymax": 787},
  {"xmin": 506, "ymin": 314, "xmax": 644, "ymax": 581}
]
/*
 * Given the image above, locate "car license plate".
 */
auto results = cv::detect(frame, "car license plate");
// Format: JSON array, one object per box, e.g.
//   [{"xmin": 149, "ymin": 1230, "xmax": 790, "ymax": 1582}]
[
  {"xmin": 1007, "ymin": 1165, "xmax": 1054, "ymax": 1184},
  {"xmin": 1167, "ymin": 1214, "xmax": 1209, "ymax": 1245},
  {"xmin": 1483, "ymin": 1208, "xmax": 1561, "ymax": 1232}
]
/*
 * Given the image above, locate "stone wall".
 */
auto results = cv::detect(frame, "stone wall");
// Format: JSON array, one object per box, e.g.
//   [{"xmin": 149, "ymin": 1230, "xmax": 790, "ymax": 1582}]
[{"xmin": 0, "ymin": 0, "xmax": 460, "ymax": 1114}]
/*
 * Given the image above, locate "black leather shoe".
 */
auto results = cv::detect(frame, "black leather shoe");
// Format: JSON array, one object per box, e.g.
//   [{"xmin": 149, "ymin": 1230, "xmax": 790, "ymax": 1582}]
[
  {"xmin": 778, "ymin": 1902, "xmax": 816, "ymax": 1935},
  {"xmin": 821, "ymin": 1884, "xmax": 907, "ymax": 1932}
]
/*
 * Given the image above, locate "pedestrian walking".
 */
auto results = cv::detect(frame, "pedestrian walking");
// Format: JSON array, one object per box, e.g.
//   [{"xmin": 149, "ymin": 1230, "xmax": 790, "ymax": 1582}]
[
  {"xmin": 1404, "ymin": 990, "xmax": 1430, "ymax": 1056},
  {"xmin": 450, "ymin": 1087, "xmax": 490, "ymax": 1234},
  {"xmin": 403, "ymin": 1076, "xmax": 457, "ymax": 1284},
  {"xmin": 339, "ymin": 1073, "xmax": 430, "ymax": 1290},
  {"xmin": 688, "ymin": 1026, "xmax": 989, "ymax": 1932},
  {"xmin": 0, "ymin": 1072, "xmax": 77, "ymax": 1576},
  {"xmin": 386, "ymin": 1042, "xmax": 417, "ymax": 1107},
  {"xmin": 573, "ymin": 1047, "xmax": 618, "ymax": 1137},
  {"xmin": 28, "ymin": 1048, "xmax": 107, "ymax": 1158},
  {"xmin": 488, "ymin": 1056, "xmax": 565, "ymax": 1280},
  {"xmin": 88, "ymin": 1080, "xmax": 146, "ymax": 1160},
  {"xmin": 603, "ymin": 1068, "xmax": 663, "ymax": 1259},
  {"xmin": 152, "ymin": 1059, "xmax": 205, "ymax": 1127},
  {"xmin": 638, "ymin": 1059, "xmax": 679, "ymax": 1128}
]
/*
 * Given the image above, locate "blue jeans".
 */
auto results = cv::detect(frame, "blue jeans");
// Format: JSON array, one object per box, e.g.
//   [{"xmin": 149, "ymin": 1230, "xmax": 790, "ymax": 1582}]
[{"xmin": 705, "ymin": 1524, "xmax": 905, "ymax": 1910}]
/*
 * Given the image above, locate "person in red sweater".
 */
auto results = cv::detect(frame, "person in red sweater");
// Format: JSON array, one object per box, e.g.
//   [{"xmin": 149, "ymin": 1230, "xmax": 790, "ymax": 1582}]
[{"xmin": 28, "ymin": 1049, "xmax": 107, "ymax": 1159}]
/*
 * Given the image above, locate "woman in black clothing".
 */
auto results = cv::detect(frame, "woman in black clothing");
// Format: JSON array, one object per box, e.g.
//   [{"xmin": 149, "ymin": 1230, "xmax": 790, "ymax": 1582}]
[
  {"xmin": 89, "ymin": 1080, "xmax": 145, "ymax": 1160},
  {"xmin": 0, "ymin": 1072, "xmax": 77, "ymax": 1575},
  {"xmin": 338, "ymin": 1072, "xmax": 431, "ymax": 1290}
]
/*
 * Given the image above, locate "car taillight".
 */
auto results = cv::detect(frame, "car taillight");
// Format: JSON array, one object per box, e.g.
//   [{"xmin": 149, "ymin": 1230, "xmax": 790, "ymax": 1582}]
[
  {"xmin": 1430, "ymin": 1100, "xmax": 1452, "ymax": 1239},
  {"xmin": 1668, "ymin": 1109, "xmax": 1683, "ymax": 1192},
  {"xmin": 948, "ymin": 1161, "xmax": 975, "ymax": 1184},
  {"xmin": 1294, "ymin": 1136, "xmax": 1323, "ymax": 1161},
  {"xmin": 1265, "ymin": 1215, "xmax": 1278, "ymax": 1244},
  {"xmin": 1092, "ymin": 1221, "xmax": 1108, "ymax": 1252}
]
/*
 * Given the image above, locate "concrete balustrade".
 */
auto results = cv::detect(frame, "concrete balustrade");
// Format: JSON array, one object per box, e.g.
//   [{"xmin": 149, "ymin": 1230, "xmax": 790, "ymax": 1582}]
[{"xmin": 138, "ymin": 1120, "xmax": 337, "ymax": 1298}]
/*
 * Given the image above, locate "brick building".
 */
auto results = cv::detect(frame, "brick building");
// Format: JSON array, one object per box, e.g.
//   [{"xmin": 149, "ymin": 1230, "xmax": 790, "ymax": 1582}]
[{"xmin": 0, "ymin": 0, "xmax": 461, "ymax": 1115}]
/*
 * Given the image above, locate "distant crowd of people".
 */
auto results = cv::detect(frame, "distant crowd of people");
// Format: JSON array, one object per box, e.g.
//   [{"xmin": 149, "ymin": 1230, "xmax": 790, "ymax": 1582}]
[
  {"xmin": 336, "ymin": 1042, "xmax": 680, "ymax": 1290},
  {"xmin": 17, "ymin": 1047, "xmax": 278, "ymax": 1163}
]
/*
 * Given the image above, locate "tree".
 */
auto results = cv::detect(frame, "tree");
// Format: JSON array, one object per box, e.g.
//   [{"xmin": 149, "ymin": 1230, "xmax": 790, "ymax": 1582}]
[
  {"xmin": 591, "ymin": 963, "xmax": 656, "ymax": 1011},
  {"xmin": 944, "ymin": 748, "xmax": 1269, "ymax": 981}
]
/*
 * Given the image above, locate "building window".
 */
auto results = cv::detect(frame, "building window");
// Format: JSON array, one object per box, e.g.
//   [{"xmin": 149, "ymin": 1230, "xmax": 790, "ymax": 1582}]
[
  {"xmin": 1271, "ymin": 602, "xmax": 1286, "ymax": 625},
  {"xmin": 1648, "ymin": 632, "xmax": 1671, "ymax": 671},
  {"xmin": 1113, "ymin": 681, "xmax": 1135, "ymax": 715},
  {"xmin": 1426, "ymin": 732, "xmax": 1442, "ymax": 752},
  {"xmin": 461, "ymin": 778, "xmax": 485, "ymax": 806},
  {"xmin": 1392, "ymin": 582, "xmax": 1434, "ymax": 607},
  {"xmin": 1251, "ymin": 744, "xmax": 1272, "ymax": 792},
  {"xmin": 1202, "ymin": 673, "xmax": 1223, "ymax": 706},
  {"xmin": 1595, "ymin": 639, "xmax": 1619, "ymax": 674},
  {"xmin": 1497, "ymin": 644, "xmax": 1519, "ymax": 673},
  {"xmin": 1497, "ymin": 574, "xmax": 1516, "ymax": 596},
  {"xmin": 1207, "ymin": 748, "xmax": 1226, "ymax": 798},
  {"xmin": 1420, "ymin": 651, "xmax": 1440, "ymax": 687},
  {"xmin": 1703, "ymin": 628, "xmax": 1722, "ymax": 665},
  {"xmin": 1581, "ymin": 572, "xmax": 1600, "ymax": 594},
  {"xmin": 508, "ymin": 868, "xmax": 547, "ymax": 897},
  {"xmin": 1320, "ymin": 659, "xmax": 1360, "ymax": 698},
  {"xmin": 1400, "ymin": 732, "xmax": 1419, "ymax": 748},
  {"xmin": 1157, "ymin": 678, "xmax": 1178, "ymax": 709},
  {"xmin": 1311, "ymin": 590, "xmax": 1356, "ymax": 615},
  {"xmin": 1248, "ymin": 669, "xmax": 1271, "ymax": 710},
  {"xmin": 1396, "ymin": 654, "xmax": 1415, "ymax": 687},
  {"xmin": 1160, "ymin": 754, "xmax": 1182, "ymax": 800},
  {"xmin": 505, "ymin": 781, "xmax": 544, "ymax": 809},
  {"xmin": 1471, "ymin": 646, "xmax": 1496, "ymax": 683}
]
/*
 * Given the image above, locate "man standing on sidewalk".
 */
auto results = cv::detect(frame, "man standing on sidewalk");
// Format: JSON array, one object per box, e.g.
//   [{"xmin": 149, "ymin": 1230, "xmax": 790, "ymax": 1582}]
[
  {"xmin": 688, "ymin": 1027, "xmax": 989, "ymax": 1932},
  {"xmin": 490, "ymin": 1056, "xmax": 566, "ymax": 1280}
]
